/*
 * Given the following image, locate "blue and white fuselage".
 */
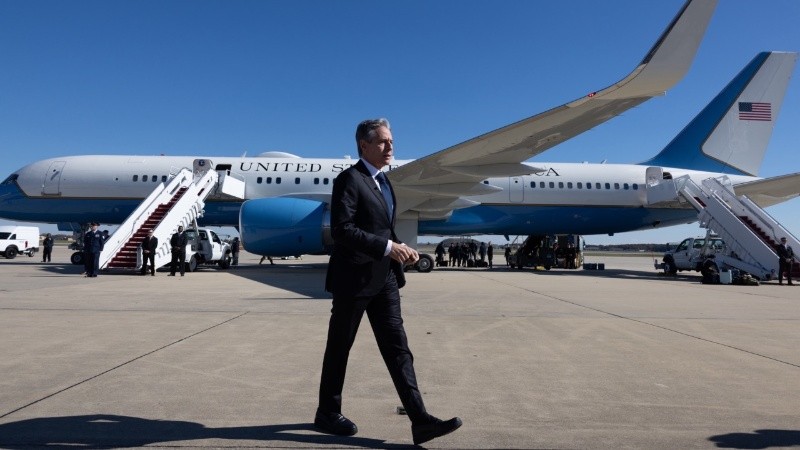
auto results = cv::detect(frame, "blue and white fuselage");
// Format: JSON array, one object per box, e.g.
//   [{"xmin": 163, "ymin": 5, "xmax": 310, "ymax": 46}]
[{"xmin": 0, "ymin": 155, "xmax": 755, "ymax": 236}]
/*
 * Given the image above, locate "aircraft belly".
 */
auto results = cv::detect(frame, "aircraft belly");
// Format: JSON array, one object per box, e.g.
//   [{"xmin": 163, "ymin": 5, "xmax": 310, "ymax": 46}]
[{"xmin": 417, "ymin": 205, "xmax": 697, "ymax": 236}]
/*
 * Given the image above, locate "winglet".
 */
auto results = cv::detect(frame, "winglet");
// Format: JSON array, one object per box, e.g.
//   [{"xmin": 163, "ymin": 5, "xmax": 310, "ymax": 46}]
[{"xmin": 583, "ymin": 0, "xmax": 717, "ymax": 102}]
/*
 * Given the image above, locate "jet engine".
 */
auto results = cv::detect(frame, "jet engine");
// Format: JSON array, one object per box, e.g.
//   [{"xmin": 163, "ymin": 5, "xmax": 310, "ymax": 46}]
[{"xmin": 239, "ymin": 197, "xmax": 331, "ymax": 256}]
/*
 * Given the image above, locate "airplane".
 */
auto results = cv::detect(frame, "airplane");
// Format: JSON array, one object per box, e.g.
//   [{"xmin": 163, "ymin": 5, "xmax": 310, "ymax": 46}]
[{"xmin": 0, "ymin": 0, "xmax": 798, "ymax": 269}]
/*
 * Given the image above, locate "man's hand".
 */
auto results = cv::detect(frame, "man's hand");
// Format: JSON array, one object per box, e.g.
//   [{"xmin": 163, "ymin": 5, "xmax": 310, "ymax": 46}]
[{"xmin": 389, "ymin": 242, "xmax": 419, "ymax": 265}]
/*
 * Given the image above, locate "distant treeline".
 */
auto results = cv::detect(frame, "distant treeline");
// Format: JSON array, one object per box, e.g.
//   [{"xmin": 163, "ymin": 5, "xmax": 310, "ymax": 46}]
[{"xmin": 584, "ymin": 243, "xmax": 672, "ymax": 253}]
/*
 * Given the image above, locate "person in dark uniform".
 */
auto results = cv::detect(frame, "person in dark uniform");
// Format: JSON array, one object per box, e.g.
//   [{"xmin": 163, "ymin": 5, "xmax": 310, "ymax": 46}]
[
  {"xmin": 86, "ymin": 222, "xmax": 105, "ymax": 277},
  {"xmin": 315, "ymin": 118, "xmax": 461, "ymax": 446},
  {"xmin": 83, "ymin": 226, "xmax": 93, "ymax": 275},
  {"xmin": 776, "ymin": 237, "xmax": 795, "ymax": 285},
  {"xmin": 42, "ymin": 233, "xmax": 54, "ymax": 262},
  {"xmin": 231, "ymin": 237, "xmax": 240, "ymax": 267},
  {"xmin": 487, "ymin": 243, "xmax": 494, "ymax": 269},
  {"xmin": 140, "ymin": 230, "xmax": 158, "ymax": 276},
  {"xmin": 169, "ymin": 226, "xmax": 188, "ymax": 276}
]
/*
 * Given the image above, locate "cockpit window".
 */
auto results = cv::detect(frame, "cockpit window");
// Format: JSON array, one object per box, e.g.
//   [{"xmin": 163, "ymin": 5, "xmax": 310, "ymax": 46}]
[{"xmin": 1, "ymin": 174, "xmax": 18, "ymax": 185}]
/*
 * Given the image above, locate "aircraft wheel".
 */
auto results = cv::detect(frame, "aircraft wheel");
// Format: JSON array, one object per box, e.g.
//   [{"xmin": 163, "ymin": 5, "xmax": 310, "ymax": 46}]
[
  {"xmin": 416, "ymin": 254, "xmax": 434, "ymax": 273},
  {"xmin": 5, "ymin": 247, "xmax": 18, "ymax": 259},
  {"xmin": 70, "ymin": 252, "xmax": 84, "ymax": 265}
]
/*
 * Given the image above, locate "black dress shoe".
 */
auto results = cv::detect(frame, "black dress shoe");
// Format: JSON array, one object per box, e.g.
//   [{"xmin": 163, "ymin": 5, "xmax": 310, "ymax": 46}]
[
  {"xmin": 314, "ymin": 410, "xmax": 358, "ymax": 436},
  {"xmin": 412, "ymin": 416, "xmax": 462, "ymax": 445}
]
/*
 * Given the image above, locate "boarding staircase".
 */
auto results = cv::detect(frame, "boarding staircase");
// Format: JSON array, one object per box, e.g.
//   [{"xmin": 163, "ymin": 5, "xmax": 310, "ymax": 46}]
[
  {"xmin": 98, "ymin": 159, "xmax": 245, "ymax": 272},
  {"xmin": 647, "ymin": 170, "xmax": 800, "ymax": 281}
]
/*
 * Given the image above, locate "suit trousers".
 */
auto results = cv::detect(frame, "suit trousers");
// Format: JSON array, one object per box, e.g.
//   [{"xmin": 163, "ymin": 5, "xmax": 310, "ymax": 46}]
[
  {"xmin": 779, "ymin": 259, "xmax": 793, "ymax": 283},
  {"xmin": 170, "ymin": 250, "xmax": 186, "ymax": 275},
  {"xmin": 318, "ymin": 271, "xmax": 429, "ymax": 424},
  {"xmin": 141, "ymin": 252, "xmax": 156, "ymax": 275}
]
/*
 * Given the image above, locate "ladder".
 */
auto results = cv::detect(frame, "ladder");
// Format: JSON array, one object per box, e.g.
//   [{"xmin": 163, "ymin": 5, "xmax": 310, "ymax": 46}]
[{"xmin": 99, "ymin": 159, "xmax": 244, "ymax": 272}]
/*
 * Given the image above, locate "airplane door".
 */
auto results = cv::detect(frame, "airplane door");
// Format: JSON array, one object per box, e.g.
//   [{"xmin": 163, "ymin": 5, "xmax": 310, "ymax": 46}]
[
  {"xmin": 509, "ymin": 177, "xmax": 523, "ymax": 203},
  {"xmin": 42, "ymin": 161, "xmax": 66, "ymax": 195}
]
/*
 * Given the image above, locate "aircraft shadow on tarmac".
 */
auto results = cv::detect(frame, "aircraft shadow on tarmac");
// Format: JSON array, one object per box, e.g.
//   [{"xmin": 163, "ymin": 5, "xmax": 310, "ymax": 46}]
[
  {"xmin": 708, "ymin": 429, "xmax": 800, "ymax": 449},
  {"xmin": 0, "ymin": 414, "xmax": 416, "ymax": 449},
  {"xmin": 436, "ymin": 265, "xmax": 700, "ymax": 283}
]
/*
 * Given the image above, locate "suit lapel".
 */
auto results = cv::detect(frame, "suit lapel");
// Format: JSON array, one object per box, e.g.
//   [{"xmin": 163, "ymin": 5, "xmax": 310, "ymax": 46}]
[{"xmin": 355, "ymin": 160, "xmax": 392, "ymax": 219}]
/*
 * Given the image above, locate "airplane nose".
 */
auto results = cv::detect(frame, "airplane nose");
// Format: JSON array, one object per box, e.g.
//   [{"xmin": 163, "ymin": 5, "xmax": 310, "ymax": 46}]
[{"xmin": 0, "ymin": 179, "xmax": 24, "ymax": 217}]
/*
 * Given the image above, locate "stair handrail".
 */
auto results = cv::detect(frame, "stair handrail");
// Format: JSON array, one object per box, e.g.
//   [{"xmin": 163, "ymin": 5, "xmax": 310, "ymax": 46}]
[{"xmin": 99, "ymin": 169, "xmax": 194, "ymax": 269}]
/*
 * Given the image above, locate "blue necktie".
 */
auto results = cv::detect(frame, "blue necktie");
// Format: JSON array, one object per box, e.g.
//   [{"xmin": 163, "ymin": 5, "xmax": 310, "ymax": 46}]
[{"xmin": 376, "ymin": 172, "xmax": 394, "ymax": 221}]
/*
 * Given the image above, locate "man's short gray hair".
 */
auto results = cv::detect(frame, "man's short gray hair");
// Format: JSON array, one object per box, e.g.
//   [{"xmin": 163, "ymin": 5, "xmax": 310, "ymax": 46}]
[{"xmin": 355, "ymin": 118, "xmax": 390, "ymax": 155}]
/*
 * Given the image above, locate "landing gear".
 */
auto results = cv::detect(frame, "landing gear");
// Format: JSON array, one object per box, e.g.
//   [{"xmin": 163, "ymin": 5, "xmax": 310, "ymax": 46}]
[
  {"xmin": 415, "ymin": 254, "xmax": 434, "ymax": 273},
  {"xmin": 70, "ymin": 252, "xmax": 84, "ymax": 265}
]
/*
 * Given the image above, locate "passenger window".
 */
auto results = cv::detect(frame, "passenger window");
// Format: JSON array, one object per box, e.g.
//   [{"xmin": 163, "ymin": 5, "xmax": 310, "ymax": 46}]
[
  {"xmin": 577, "ymin": 182, "xmax": 582, "ymax": 189},
  {"xmin": 614, "ymin": 183, "xmax": 620, "ymax": 189},
  {"xmin": 295, "ymin": 177, "xmax": 300, "ymax": 184},
  {"xmin": 596, "ymin": 183, "xmax": 601, "ymax": 189},
  {"xmin": 567, "ymin": 182, "xmax": 573, "ymax": 189},
  {"xmin": 323, "ymin": 178, "xmax": 329, "ymax": 185},
  {"xmin": 266, "ymin": 177, "xmax": 272, "ymax": 184},
  {"xmin": 257, "ymin": 177, "xmax": 262, "ymax": 184},
  {"xmin": 624, "ymin": 183, "xmax": 629, "ymax": 190},
  {"xmin": 162, "ymin": 175, "xmax": 167, "ymax": 182},
  {"xmin": 133, "ymin": 175, "xmax": 138, "ymax": 181},
  {"xmin": 530, "ymin": 182, "xmax": 536, "ymax": 188},
  {"xmin": 276, "ymin": 177, "xmax": 282, "ymax": 184},
  {"xmin": 633, "ymin": 184, "xmax": 639, "ymax": 190},
  {"xmin": 314, "ymin": 178, "xmax": 320, "ymax": 185},
  {"xmin": 539, "ymin": 182, "xmax": 545, "ymax": 188},
  {"xmin": 558, "ymin": 182, "xmax": 564, "ymax": 188},
  {"xmin": 152, "ymin": 175, "xmax": 157, "ymax": 182},
  {"xmin": 605, "ymin": 183, "xmax": 610, "ymax": 189},
  {"xmin": 549, "ymin": 182, "xmax": 555, "ymax": 188},
  {"xmin": 143, "ymin": 175, "xmax": 148, "ymax": 182},
  {"xmin": 586, "ymin": 183, "xmax": 592, "ymax": 190}
]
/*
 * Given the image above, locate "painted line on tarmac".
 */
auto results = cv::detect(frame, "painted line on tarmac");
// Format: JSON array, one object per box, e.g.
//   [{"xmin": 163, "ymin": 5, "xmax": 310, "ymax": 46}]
[{"xmin": 0, "ymin": 311, "xmax": 250, "ymax": 419}]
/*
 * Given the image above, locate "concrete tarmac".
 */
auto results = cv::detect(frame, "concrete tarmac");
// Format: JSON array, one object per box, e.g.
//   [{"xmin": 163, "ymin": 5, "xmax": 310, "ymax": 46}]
[{"xmin": 1, "ymin": 247, "xmax": 799, "ymax": 449}]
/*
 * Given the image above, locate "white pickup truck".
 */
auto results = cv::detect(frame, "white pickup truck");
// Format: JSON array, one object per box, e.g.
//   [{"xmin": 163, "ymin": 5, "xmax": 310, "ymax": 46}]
[
  {"xmin": 183, "ymin": 228, "xmax": 232, "ymax": 271},
  {"xmin": 658, "ymin": 236, "xmax": 725, "ymax": 275},
  {"xmin": 0, "ymin": 225, "xmax": 40, "ymax": 259}
]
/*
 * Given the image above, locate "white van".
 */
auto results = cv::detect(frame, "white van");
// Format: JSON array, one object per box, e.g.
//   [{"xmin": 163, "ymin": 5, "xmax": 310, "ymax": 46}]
[{"xmin": 0, "ymin": 226, "xmax": 40, "ymax": 259}]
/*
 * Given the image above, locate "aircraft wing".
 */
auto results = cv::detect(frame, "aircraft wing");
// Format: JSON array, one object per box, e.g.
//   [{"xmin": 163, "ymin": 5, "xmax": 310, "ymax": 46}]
[
  {"xmin": 388, "ymin": 0, "xmax": 717, "ymax": 218},
  {"xmin": 734, "ymin": 173, "xmax": 800, "ymax": 208}
]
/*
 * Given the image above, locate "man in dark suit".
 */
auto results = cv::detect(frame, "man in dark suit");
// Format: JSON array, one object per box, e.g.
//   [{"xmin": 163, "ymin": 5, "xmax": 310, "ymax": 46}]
[
  {"xmin": 315, "ymin": 118, "xmax": 461, "ymax": 446},
  {"xmin": 169, "ymin": 226, "xmax": 187, "ymax": 276},
  {"xmin": 140, "ymin": 229, "xmax": 158, "ymax": 276},
  {"xmin": 776, "ymin": 237, "xmax": 795, "ymax": 285}
]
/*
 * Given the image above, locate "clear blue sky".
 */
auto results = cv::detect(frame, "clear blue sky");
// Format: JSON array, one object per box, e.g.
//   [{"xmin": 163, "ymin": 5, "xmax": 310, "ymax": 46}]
[{"xmin": 1, "ymin": 0, "xmax": 798, "ymax": 245}]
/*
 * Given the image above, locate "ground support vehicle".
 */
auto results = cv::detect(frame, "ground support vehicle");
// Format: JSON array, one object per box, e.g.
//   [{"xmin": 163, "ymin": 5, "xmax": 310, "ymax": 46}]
[
  {"xmin": 658, "ymin": 235, "xmax": 724, "ymax": 275},
  {"xmin": 0, "ymin": 225, "xmax": 39, "ymax": 259},
  {"xmin": 183, "ymin": 227, "xmax": 232, "ymax": 271}
]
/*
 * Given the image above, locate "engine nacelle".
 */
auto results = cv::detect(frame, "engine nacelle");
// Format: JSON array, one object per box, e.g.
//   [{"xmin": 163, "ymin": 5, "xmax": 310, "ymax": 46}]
[{"xmin": 240, "ymin": 197, "xmax": 331, "ymax": 256}]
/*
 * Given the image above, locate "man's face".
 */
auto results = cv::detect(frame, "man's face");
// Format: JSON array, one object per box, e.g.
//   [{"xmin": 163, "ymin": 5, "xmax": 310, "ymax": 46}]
[{"xmin": 360, "ymin": 126, "xmax": 393, "ymax": 169}]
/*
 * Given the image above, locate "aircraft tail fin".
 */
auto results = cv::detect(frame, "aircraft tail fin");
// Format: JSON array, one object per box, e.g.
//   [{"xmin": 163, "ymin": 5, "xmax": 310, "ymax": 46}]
[{"xmin": 640, "ymin": 51, "xmax": 797, "ymax": 176}]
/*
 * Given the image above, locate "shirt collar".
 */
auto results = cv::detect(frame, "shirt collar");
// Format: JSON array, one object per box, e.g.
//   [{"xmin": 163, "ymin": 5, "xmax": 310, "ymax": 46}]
[{"xmin": 360, "ymin": 158, "xmax": 382, "ymax": 179}]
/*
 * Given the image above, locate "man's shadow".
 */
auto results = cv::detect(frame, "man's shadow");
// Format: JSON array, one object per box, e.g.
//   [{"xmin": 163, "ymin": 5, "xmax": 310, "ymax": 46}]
[
  {"xmin": 0, "ymin": 414, "xmax": 414, "ymax": 449},
  {"xmin": 708, "ymin": 429, "xmax": 800, "ymax": 449}
]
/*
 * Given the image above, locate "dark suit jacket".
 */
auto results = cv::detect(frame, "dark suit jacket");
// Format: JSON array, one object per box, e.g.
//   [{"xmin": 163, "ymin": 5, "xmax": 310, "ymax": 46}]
[
  {"xmin": 170, "ymin": 232, "xmax": 187, "ymax": 252},
  {"xmin": 776, "ymin": 243, "xmax": 795, "ymax": 260},
  {"xmin": 142, "ymin": 236, "xmax": 158, "ymax": 253},
  {"xmin": 325, "ymin": 160, "xmax": 405, "ymax": 297}
]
